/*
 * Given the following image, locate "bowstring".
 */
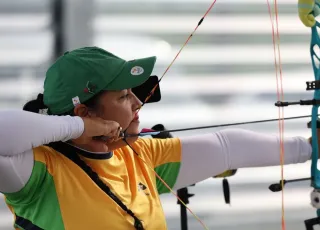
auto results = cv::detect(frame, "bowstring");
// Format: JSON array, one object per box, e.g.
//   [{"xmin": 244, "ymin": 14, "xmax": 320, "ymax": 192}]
[
  {"xmin": 134, "ymin": 0, "xmax": 218, "ymax": 112},
  {"xmin": 266, "ymin": 0, "xmax": 286, "ymax": 229},
  {"xmin": 121, "ymin": 1, "xmax": 219, "ymax": 229}
]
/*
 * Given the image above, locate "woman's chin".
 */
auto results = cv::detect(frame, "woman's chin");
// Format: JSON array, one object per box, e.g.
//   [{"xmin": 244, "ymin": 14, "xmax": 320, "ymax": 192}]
[{"xmin": 125, "ymin": 124, "xmax": 140, "ymax": 135}]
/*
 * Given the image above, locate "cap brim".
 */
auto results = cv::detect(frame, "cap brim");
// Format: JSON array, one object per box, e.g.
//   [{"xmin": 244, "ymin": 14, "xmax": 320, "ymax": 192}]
[{"xmin": 105, "ymin": 56, "xmax": 157, "ymax": 90}]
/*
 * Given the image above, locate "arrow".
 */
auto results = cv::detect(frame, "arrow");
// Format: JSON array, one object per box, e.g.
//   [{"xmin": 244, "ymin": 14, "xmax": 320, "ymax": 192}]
[{"xmin": 93, "ymin": 114, "xmax": 317, "ymax": 142}]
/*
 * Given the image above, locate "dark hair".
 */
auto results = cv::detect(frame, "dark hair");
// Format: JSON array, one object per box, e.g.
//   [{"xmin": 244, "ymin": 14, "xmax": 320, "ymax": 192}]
[
  {"xmin": 23, "ymin": 92, "xmax": 104, "ymax": 116},
  {"xmin": 23, "ymin": 93, "xmax": 47, "ymax": 114}
]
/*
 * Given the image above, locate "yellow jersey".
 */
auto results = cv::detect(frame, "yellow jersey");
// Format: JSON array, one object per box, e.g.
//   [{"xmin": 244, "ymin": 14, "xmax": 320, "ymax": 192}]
[{"xmin": 4, "ymin": 137, "xmax": 182, "ymax": 230}]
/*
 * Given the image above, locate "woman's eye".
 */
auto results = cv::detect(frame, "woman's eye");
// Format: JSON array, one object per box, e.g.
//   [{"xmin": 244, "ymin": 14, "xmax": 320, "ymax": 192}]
[{"xmin": 120, "ymin": 94, "xmax": 129, "ymax": 99}]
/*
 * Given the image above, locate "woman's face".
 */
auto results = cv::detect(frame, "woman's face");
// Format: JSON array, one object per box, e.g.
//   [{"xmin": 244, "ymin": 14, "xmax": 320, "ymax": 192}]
[
  {"xmin": 96, "ymin": 88, "xmax": 142, "ymax": 135},
  {"xmin": 72, "ymin": 88, "xmax": 142, "ymax": 152}
]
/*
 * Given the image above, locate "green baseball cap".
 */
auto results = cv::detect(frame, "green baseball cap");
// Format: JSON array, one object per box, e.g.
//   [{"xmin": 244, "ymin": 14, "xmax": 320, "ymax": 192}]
[{"xmin": 43, "ymin": 46, "xmax": 157, "ymax": 114}]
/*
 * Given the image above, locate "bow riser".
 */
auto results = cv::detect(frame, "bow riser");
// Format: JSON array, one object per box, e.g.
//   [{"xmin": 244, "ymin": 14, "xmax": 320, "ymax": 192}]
[{"xmin": 304, "ymin": 20, "xmax": 320, "ymax": 229}]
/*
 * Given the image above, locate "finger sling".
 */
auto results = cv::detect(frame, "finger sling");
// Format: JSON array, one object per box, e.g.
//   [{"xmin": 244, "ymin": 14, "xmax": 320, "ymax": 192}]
[{"xmin": 48, "ymin": 141, "xmax": 144, "ymax": 230}]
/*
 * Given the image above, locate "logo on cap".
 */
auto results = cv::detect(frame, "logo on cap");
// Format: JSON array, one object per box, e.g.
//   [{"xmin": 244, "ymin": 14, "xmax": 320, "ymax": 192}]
[
  {"xmin": 72, "ymin": 96, "xmax": 81, "ymax": 106},
  {"xmin": 84, "ymin": 81, "xmax": 96, "ymax": 94},
  {"xmin": 131, "ymin": 66, "xmax": 144, "ymax": 76}
]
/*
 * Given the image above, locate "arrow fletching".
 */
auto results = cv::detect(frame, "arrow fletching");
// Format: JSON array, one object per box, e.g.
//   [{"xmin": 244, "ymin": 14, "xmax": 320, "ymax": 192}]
[{"xmin": 139, "ymin": 128, "xmax": 161, "ymax": 136}]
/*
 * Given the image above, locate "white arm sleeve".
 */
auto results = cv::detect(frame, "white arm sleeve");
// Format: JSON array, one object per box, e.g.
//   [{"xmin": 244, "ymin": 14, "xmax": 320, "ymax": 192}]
[
  {"xmin": 173, "ymin": 128, "xmax": 312, "ymax": 190},
  {"xmin": 0, "ymin": 109, "xmax": 84, "ymax": 193},
  {"xmin": 0, "ymin": 110, "xmax": 84, "ymax": 156}
]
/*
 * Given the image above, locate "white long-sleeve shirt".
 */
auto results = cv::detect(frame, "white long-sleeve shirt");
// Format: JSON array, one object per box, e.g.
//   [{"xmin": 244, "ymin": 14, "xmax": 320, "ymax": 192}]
[{"xmin": 0, "ymin": 109, "xmax": 312, "ymax": 193}]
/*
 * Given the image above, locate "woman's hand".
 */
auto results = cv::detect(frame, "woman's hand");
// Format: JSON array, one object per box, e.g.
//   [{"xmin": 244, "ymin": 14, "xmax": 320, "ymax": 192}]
[{"xmin": 72, "ymin": 117, "xmax": 122, "ymax": 152}]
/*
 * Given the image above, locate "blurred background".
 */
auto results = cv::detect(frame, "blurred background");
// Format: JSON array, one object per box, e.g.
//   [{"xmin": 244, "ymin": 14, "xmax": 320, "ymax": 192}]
[{"xmin": 0, "ymin": 0, "xmax": 319, "ymax": 229}]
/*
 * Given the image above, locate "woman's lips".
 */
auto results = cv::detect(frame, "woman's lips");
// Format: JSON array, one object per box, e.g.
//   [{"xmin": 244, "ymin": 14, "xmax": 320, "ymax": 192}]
[{"xmin": 133, "ymin": 113, "xmax": 139, "ymax": 121}]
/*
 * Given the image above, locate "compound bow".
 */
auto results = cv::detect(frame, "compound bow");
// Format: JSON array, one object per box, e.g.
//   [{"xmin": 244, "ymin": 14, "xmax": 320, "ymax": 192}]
[
  {"xmin": 111, "ymin": 1, "xmax": 320, "ymax": 229},
  {"xmin": 268, "ymin": 0, "xmax": 320, "ymax": 229}
]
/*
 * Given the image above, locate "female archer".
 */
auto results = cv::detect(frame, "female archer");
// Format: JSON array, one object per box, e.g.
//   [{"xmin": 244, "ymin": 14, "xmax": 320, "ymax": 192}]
[{"xmin": 0, "ymin": 46, "xmax": 317, "ymax": 230}]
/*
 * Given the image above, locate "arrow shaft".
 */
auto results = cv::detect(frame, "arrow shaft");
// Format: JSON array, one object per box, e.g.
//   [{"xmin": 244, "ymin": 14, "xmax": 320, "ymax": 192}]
[{"xmin": 123, "ymin": 114, "xmax": 315, "ymax": 138}]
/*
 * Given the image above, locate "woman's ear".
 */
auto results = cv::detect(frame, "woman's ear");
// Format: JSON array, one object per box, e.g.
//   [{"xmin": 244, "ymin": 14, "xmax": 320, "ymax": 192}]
[
  {"xmin": 74, "ymin": 104, "xmax": 99, "ymax": 118},
  {"xmin": 73, "ymin": 104, "xmax": 90, "ymax": 117}
]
